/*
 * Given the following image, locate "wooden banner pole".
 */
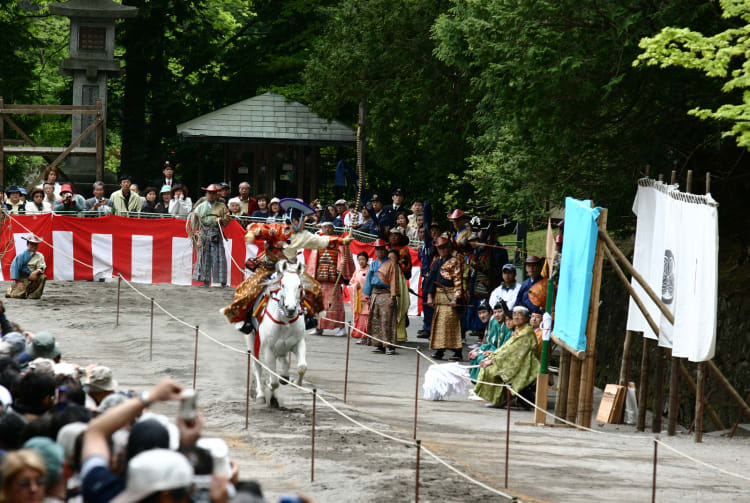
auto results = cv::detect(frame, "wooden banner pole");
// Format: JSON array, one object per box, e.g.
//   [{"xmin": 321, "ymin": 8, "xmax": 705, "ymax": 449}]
[
  {"xmin": 637, "ymin": 338, "xmax": 650, "ymax": 432},
  {"xmin": 619, "ymin": 330, "xmax": 633, "ymax": 387},
  {"xmin": 694, "ymin": 362, "xmax": 705, "ymax": 442},
  {"xmin": 653, "ymin": 349, "xmax": 666, "ymax": 433},
  {"xmin": 554, "ymin": 351, "xmax": 570, "ymax": 424}
]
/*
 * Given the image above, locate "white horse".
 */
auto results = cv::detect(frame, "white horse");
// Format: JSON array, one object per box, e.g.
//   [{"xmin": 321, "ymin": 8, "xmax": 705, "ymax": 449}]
[{"xmin": 244, "ymin": 260, "xmax": 308, "ymax": 408}]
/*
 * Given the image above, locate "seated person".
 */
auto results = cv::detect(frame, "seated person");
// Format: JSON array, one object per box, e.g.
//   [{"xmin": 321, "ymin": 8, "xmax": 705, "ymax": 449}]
[
  {"xmin": 473, "ymin": 305, "xmax": 539, "ymax": 407},
  {"xmin": 530, "ymin": 309, "xmax": 544, "ymax": 359},
  {"xmin": 468, "ymin": 300, "xmax": 512, "ymax": 382},
  {"xmin": 7, "ymin": 234, "xmax": 47, "ymax": 299},
  {"xmin": 54, "ymin": 185, "xmax": 86, "ymax": 214},
  {"xmin": 227, "ymin": 197, "xmax": 242, "ymax": 216}
]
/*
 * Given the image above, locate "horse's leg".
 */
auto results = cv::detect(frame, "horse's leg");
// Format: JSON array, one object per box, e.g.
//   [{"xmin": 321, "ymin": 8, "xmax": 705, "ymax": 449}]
[
  {"xmin": 278, "ymin": 351, "xmax": 291, "ymax": 386},
  {"xmin": 263, "ymin": 344, "xmax": 280, "ymax": 408},
  {"xmin": 251, "ymin": 358, "xmax": 262, "ymax": 402},
  {"xmin": 293, "ymin": 327, "xmax": 308, "ymax": 386}
]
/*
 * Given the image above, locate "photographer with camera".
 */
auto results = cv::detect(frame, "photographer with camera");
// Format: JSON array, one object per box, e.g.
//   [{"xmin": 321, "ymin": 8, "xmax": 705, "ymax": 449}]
[{"xmin": 53, "ymin": 185, "xmax": 86, "ymax": 215}]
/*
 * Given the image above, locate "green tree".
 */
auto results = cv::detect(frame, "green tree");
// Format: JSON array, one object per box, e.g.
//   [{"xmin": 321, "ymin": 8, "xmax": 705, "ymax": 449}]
[
  {"xmin": 303, "ymin": 0, "xmax": 476, "ymax": 209},
  {"xmin": 636, "ymin": 0, "xmax": 750, "ymax": 148},
  {"xmin": 433, "ymin": 0, "xmax": 738, "ymax": 220}
]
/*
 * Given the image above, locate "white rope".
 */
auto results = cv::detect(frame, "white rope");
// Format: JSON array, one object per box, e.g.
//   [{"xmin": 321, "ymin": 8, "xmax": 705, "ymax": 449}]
[
  {"xmin": 217, "ymin": 221, "xmax": 248, "ymax": 277},
  {"xmin": 9, "ymin": 219, "xmax": 747, "ymax": 489},
  {"xmin": 421, "ymin": 446, "xmax": 516, "ymax": 500},
  {"xmin": 654, "ymin": 438, "xmax": 750, "ymax": 483}
]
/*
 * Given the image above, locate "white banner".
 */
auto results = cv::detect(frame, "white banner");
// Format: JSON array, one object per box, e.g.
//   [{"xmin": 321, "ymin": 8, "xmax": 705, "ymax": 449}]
[{"xmin": 626, "ymin": 179, "xmax": 718, "ymax": 362}]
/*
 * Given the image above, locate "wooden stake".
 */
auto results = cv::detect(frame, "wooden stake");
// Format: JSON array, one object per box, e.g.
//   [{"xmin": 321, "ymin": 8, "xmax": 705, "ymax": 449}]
[
  {"xmin": 555, "ymin": 351, "xmax": 570, "ymax": 424},
  {"xmin": 311, "ymin": 388, "xmax": 317, "ymax": 482},
  {"xmin": 578, "ymin": 208, "xmax": 607, "ymax": 428},
  {"xmin": 534, "ymin": 373, "xmax": 549, "ymax": 424},
  {"xmin": 667, "ymin": 356, "xmax": 679, "ymax": 436},
  {"xmin": 149, "ymin": 298, "xmax": 154, "ymax": 361},
  {"xmin": 192, "ymin": 326, "xmax": 199, "ymax": 390},
  {"xmin": 694, "ymin": 362, "xmax": 705, "ymax": 442},
  {"xmin": 566, "ymin": 357, "xmax": 581, "ymax": 423},
  {"xmin": 637, "ymin": 338, "xmax": 650, "ymax": 432},
  {"xmin": 652, "ymin": 349, "xmax": 666, "ymax": 433},
  {"xmin": 619, "ymin": 330, "xmax": 633, "ymax": 387},
  {"xmin": 413, "ymin": 352, "xmax": 420, "ymax": 439},
  {"xmin": 344, "ymin": 324, "xmax": 351, "ymax": 404},
  {"xmin": 245, "ymin": 351, "xmax": 251, "ymax": 430},
  {"xmin": 415, "ymin": 440, "xmax": 421, "ymax": 503},
  {"xmin": 728, "ymin": 391, "xmax": 750, "ymax": 438},
  {"xmin": 116, "ymin": 275, "xmax": 121, "ymax": 328}
]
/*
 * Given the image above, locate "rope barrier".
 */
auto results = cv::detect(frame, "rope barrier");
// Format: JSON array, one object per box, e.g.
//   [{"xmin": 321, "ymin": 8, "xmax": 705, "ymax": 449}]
[{"xmin": 5, "ymin": 217, "xmax": 747, "ymax": 491}]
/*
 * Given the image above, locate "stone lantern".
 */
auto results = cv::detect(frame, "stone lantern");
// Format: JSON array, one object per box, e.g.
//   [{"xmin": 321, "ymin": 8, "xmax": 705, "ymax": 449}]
[{"xmin": 49, "ymin": 0, "xmax": 137, "ymax": 184}]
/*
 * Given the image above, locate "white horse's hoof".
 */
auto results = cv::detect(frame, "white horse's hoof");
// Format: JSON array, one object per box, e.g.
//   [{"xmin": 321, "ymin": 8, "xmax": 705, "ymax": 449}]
[{"xmin": 269, "ymin": 396, "xmax": 280, "ymax": 408}]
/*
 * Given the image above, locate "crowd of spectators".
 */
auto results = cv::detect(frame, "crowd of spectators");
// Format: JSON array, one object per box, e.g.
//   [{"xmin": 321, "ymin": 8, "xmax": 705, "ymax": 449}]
[{"xmin": 0, "ymin": 300, "xmax": 306, "ymax": 502}]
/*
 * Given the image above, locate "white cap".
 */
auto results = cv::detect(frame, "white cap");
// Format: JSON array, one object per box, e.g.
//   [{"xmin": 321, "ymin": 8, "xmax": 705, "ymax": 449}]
[
  {"xmin": 0, "ymin": 385, "xmax": 12, "ymax": 409},
  {"xmin": 111, "ymin": 449, "xmax": 194, "ymax": 503},
  {"xmin": 56, "ymin": 422, "xmax": 88, "ymax": 463},
  {"xmin": 53, "ymin": 362, "xmax": 77, "ymax": 378},
  {"xmin": 196, "ymin": 437, "xmax": 231, "ymax": 477},
  {"xmin": 319, "ymin": 221, "xmax": 335, "ymax": 227}
]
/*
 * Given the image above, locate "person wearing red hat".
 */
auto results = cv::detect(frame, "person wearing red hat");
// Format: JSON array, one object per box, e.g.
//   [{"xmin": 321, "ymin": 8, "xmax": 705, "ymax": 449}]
[
  {"xmin": 423, "ymin": 236, "xmax": 464, "ymax": 360},
  {"xmin": 362, "ymin": 238, "xmax": 399, "ymax": 354},
  {"xmin": 110, "ymin": 175, "xmax": 141, "ymax": 215},
  {"xmin": 53, "ymin": 184, "xmax": 86, "ymax": 214},
  {"xmin": 191, "ymin": 184, "xmax": 232, "ymax": 287},
  {"xmin": 7, "ymin": 234, "xmax": 47, "ymax": 299},
  {"xmin": 447, "ymin": 208, "xmax": 471, "ymax": 252}
]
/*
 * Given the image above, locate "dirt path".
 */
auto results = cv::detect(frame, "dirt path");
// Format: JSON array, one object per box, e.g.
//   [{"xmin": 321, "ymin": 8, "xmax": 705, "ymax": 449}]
[{"xmin": 6, "ymin": 281, "xmax": 750, "ymax": 502}]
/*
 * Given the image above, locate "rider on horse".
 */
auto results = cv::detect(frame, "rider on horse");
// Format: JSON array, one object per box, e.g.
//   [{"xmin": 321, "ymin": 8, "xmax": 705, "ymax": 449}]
[{"xmin": 222, "ymin": 198, "xmax": 354, "ymax": 337}]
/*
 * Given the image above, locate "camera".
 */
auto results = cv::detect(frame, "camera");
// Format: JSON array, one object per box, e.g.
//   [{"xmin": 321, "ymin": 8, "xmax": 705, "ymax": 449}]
[{"xmin": 179, "ymin": 389, "xmax": 197, "ymax": 423}]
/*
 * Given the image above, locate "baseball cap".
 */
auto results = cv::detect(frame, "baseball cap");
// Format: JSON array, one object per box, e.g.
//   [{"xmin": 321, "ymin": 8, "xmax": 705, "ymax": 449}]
[
  {"xmin": 29, "ymin": 358, "xmax": 55, "ymax": 376},
  {"xmin": 85, "ymin": 365, "xmax": 118, "ymax": 392},
  {"xmin": 502, "ymin": 264, "xmax": 516, "ymax": 273},
  {"xmin": 196, "ymin": 438, "xmax": 231, "ymax": 477},
  {"xmin": 26, "ymin": 332, "xmax": 61, "ymax": 360},
  {"xmin": 112, "ymin": 449, "xmax": 194, "ymax": 503}
]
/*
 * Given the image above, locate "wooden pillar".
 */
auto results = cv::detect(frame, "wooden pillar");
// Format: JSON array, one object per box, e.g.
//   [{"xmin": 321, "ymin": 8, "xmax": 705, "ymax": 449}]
[
  {"xmin": 694, "ymin": 362, "xmax": 705, "ymax": 442},
  {"xmin": 555, "ymin": 351, "xmax": 571, "ymax": 423},
  {"xmin": 619, "ymin": 330, "xmax": 633, "ymax": 387},
  {"xmin": 637, "ymin": 337, "xmax": 650, "ymax": 431},
  {"xmin": 95, "ymin": 99, "xmax": 104, "ymax": 182},
  {"xmin": 0, "ymin": 97, "xmax": 4, "ymax": 189},
  {"xmin": 577, "ymin": 208, "xmax": 607, "ymax": 428},
  {"xmin": 652, "ymin": 348, "xmax": 666, "ymax": 432},
  {"xmin": 566, "ymin": 356, "xmax": 581, "ymax": 423}
]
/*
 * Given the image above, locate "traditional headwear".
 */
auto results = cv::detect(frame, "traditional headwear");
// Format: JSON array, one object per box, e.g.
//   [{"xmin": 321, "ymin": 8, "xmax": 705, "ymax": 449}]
[
  {"xmin": 200, "ymin": 184, "xmax": 221, "ymax": 192},
  {"xmin": 513, "ymin": 305, "xmax": 530, "ymax": 316},
  {"xmin": 434, "ymin": 236, "xmax": 451, "ymax": 248},
  {"xmin": 319, "ymin": 221, "xmax": 335, "ymax": 228},
  {"xmin": 335, "ymin": 199, "xmax": 347, "ymax": 206},
  {"xmin": 370, "ymin": 238, "xmax": 388, "ymax": 248},
  {"xmin": 446, "ymin": 209, "xmax": 467, "ymax": 220},
  {"xmin": 279, "ymin": 198, "xmax": 314, "ymax": 231},
  {"xmin": 23, "ymin": 234, "xmax": 42, "ymax": 244},
  {"xmin": 477, "ymin": 299, "xmax": 491, "ymax": 312}
]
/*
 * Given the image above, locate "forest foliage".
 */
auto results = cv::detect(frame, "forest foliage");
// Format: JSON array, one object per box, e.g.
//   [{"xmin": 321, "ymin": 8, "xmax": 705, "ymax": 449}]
[{"xmin": 1, "ymin": 0, "xmax": 749, "ymax": 225}]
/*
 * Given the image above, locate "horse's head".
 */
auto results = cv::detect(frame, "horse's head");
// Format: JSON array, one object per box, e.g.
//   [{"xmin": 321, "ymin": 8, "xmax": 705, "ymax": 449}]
[{"xmin": 275, "ymin": 260, "xmax": 304, "ymax": 318}]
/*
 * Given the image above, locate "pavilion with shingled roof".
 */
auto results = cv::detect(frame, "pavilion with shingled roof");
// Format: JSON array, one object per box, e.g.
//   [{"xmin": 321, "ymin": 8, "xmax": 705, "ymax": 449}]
[{"xmin": 177, "ymin": 92, "xmax": 356, "ymax": 200}]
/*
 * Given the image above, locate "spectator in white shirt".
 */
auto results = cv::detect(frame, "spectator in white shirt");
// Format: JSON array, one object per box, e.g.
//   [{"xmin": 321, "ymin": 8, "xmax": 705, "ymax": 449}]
[
  {"xmin": 168, "ymin": 184, "xmax": 192, "ymax": 215},
  {"xmin": 488, "ymin": 263, "xmax": 521, "ymax": 310},
  {"xmin": 25, "ymin": 188, "xmax": 52, "ymax": 214}
]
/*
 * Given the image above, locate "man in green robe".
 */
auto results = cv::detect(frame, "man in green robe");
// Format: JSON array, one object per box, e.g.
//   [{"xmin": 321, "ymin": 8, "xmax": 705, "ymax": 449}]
[
  {"xmin": 468, "ymin": 302, "xmax": 513, "ymax": 381},
  {"xmin": 474, "ymin": 305, "xmax": 539, "ymax": 406}
]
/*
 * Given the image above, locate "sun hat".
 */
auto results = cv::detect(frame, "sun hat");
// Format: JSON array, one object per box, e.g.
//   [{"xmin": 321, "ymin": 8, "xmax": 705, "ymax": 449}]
[
  {"xmin": 524, "ymin": 255, "xmax": 543, "ymax": 264},
  {"xmin": 200, "ymin": 184, "xmax": 221, "ymax": 192},
  {"xmin": 160, "ymin": 184, "xmax": 172, "ymax": 194},
  {"xmin": 22, "ymin": 234, "xmax": 42, "ymax": 244},
  {"xmin": 269, "ymin": 197, "xmax": 281, "ymax": 205},
  {"xmin": 26, "ymin": 332, "xmax": 60, "ymax": 360},
  {"xmin": 278, "ymin": 198, "xmax": 314, "ymax": 217},
  {"xmin": 5, "ymin": 185, "xmax": 21, "ymax": 195},
  {"xmin": 112, "ymin": 449, "xmax": 194, "ymax": 503},
  {"xmin": 370, "ymin": 238, "xmax": 388, "ymax": 248},
  {"xmin": 446, "ymin": 209, "xmax": 467, "ymax": 220},
  {"xmin": 334, "ymin": 199, "xmax": 347, "ymax": 206},
  {"xmin": 29, "ymin": 358, "xmax": 55, "ymax": 376},
  {"xmin": 85, "ymin": 365, "xmax": 118, "ymax": 392},
  {"xmin": 56, "ymin": 422, "xmax": 88, "ymax": 463},
  {"xmin": 3, "ymin": 332, "xmax": 26, "ymax": 356}
]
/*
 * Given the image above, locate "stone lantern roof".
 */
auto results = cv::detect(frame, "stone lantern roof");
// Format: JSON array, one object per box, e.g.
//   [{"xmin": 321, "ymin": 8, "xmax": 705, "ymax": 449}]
[{"xmin": 48, "ymin": 0, "xmax": 137, "ymax": 19}]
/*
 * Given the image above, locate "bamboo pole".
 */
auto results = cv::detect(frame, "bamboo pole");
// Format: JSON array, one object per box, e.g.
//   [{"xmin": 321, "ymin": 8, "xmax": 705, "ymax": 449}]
[
  {"xmin": 566, "ymin": 357, "xmax": 581, "ymax": 423},
  {"xmin": 653, "ymin": 349, "xmax": 666, "ymax": 433},
  {"xmin": 577, "ymin": 208, "xmax": 607, "ymax": 428},
  {"xmin": 555, "ymin": 351, "xmax": 570, "ymax": 424},
  {"xmin": 619, "ymin": 330, "xmax": 633, "ymax": 387},
  {"xmin": 694, "ymin": 363, "xmax": 705, "ymax": 442},
  {"xmin": 637, "ymin": 338, "xmax": 650, "ymax": 431}
]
